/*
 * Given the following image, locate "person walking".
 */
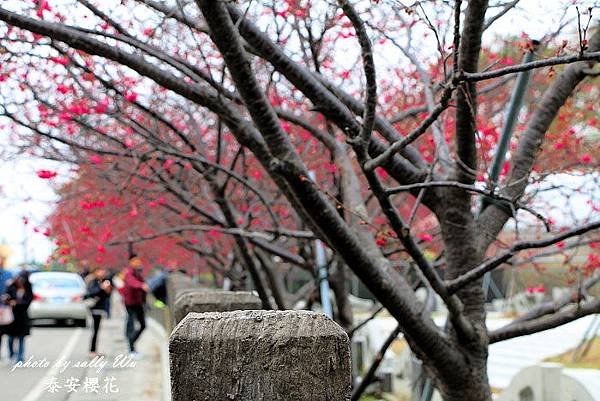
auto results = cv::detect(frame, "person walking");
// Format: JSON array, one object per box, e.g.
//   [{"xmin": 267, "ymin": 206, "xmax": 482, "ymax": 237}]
[
  {"xmin": 84, "ymin": 267, "xmax": 112, "ymax": 358},
  {"xmin": 0, "ymin": 252, "xmax": 14, "ymax": 362},
  {"xmin": 104, "ymin": 270, "xmax": 116, "ymax": 318},
  {"xmin": 5, "ymin": 271, "xmax": 33, "ymax": 363},
  {"xmin": 122, "ymin": 254, "xmax": 149, "ymax": 358}
]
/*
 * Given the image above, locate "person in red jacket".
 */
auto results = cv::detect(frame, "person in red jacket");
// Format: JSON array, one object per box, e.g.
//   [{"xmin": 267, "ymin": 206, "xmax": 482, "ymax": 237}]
[{"xmin": 122, "ymin": 254, "xmax": 149, "ymax": 358}]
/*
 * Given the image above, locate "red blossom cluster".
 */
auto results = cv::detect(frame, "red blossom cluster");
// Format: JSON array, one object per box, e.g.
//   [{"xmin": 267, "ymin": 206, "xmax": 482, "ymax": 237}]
[{"xmin": 36, "ymin": 169, "xmax": 58, "ymax": 179}]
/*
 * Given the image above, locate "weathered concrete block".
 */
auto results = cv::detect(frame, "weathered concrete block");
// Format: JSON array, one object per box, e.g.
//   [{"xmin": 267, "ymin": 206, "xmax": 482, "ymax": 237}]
[
  {"xmin": 170, "ymin": 310, "xmax": 352, "ymax": 401},
  {"xmin": 166, "ymin": 272, "xmax": 196, "ymax": 310},
  {"xmin": 172, "ymin": 290, "xmax": 261, "ymax": 324}
]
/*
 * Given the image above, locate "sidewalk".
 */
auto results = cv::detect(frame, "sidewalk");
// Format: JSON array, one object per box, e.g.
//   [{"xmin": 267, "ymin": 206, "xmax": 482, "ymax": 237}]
[{"xmin": 71, "ymin": 298, "xmax": 165, "ymax": 401}]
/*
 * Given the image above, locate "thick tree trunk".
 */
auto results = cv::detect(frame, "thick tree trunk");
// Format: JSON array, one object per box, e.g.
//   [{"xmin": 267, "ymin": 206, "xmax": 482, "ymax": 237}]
[
  {"xmin": 434, "ymin": 185, "xmax": 492, "ymax": 401},
  {"xmin": 440, "ymin": 377, "xmax": 492, "ymax": 401}
]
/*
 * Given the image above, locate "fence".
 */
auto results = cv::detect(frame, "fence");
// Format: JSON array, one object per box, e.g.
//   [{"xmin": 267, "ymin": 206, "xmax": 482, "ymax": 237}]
[{"xmin": 165, "ymin": 272, "xmax": 352, "ymax": 400}]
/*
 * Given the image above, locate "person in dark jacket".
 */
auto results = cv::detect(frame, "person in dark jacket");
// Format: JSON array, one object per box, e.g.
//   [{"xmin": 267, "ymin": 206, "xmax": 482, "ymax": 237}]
[
  {"xmin": 5, "ymin": 271, "xmax": 33, "ymax": 363},
  {"xmin": 105, "ymin": 270, "xmax": 116, "ymax": 318},
  {"xmin": 122, "ymin": 254, "xmax": 149, "ymax": 357},
  {"xmin": 147, "ymin": 270, "xmax": 168, "ymax": 304},
  {"xmin": 84, "ymin": 267, "xmax": 112, "ymax": 357}
]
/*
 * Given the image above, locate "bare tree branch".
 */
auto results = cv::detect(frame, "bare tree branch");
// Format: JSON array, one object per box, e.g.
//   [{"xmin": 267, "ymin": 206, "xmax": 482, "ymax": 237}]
[
  {"xmin": 448, "ymin": 221, "xmax": 600, "ymax": 293},
  {"xmin": 478, "ymin": 29, "xmax": 600, "ymax": 250},
  {"xmin": 338, "ymin": 0, "xmax": 377, "ymax": 153},
  {"xmin": 464, "ymin": 51, "xmax": 600, "ymax": 82},
  {"xmin": 489, "ymin": 298, "xmax": 600, "ymax": 344}
]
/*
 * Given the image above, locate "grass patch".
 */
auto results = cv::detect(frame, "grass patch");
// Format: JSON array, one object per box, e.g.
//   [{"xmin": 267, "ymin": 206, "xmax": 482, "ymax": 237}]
[{"xmin": 545, "ymin": 337, "xmax": 600, "ymax": 369}]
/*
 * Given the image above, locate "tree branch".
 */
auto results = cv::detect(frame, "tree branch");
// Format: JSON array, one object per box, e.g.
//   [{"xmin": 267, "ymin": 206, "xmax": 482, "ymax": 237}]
[
  {"xmin": 464, "ymin": 51, "xmax": 600, "ymax": 82},
  {"xmin": 478, "ymin": 28, "xmax": 600, "ymax": 251},
  {"xmin": 489, "ymin": 298, "xmax": 600, "ymax": 344},
  {"xmin": 351, "ymin": 324, "xmax": 402, "ymax": 401},
  {"xmin": 504, "ymin": 273, "xmax": 600, "ymax": 327},
  {"xmin": 447, "ymin": 221, "xmax": 600, "ymax": 293},
  {"xmin": 107, "ymin": 224, "xmax": 315, "ymax": 244},
  {"xmin": 454, "ymin": 0, "xmax": 488, "ymax": 181},
  {"xmin": 364, "ymin": 85, "xmax": 454, "ymax": 172},
  {"xmin": 338, "ymin": 0, "xmax": 377, "ymax": 152}
]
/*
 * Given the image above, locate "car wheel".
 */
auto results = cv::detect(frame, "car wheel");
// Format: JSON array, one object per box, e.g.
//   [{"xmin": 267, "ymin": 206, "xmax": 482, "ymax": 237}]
[{"xmin": 75, "ymin": 319, "xmax": 87, "ymax": 328}]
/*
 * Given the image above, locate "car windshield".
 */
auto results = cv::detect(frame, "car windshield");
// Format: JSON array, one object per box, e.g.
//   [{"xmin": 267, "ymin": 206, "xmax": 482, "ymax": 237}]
[{"xmin": 31, "ymin": 276, "xmax": 82, "ymax": 290}]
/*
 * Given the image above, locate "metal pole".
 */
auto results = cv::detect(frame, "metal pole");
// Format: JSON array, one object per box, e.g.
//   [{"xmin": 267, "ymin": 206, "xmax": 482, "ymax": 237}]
[
  {"xmin": 308, "ymin": 171, "xmax": 333, "ymax": 319},
  {"xmin": 315, "ymin": 238, "xmax": 333, "ymax": 318},
  {"xmin": 478, "ymin": 44, "xmax": 538, "ymax": 304},
  {"xmin": 480, "ymin": 43, "xmax": 538, "ymax": 213}
]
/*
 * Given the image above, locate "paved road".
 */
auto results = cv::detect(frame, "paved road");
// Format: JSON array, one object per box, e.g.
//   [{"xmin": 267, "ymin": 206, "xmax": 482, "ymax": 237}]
[
  {"xmin": 0, "ymin": 325, "xmax": 89, "ymax": 401},
  {"xmin": 0, "ymin": 300, "xmax": 165, "ymax": 401}
]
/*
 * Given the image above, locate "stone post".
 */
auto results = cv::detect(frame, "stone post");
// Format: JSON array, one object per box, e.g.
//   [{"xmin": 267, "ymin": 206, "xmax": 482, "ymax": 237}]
[
  {"xmin": 170, "ymin": 310, "xmax": 352, "ymax": 401},
  {"xmin": 172, "ymin": 290, "xmax": 261, "ymax": 324},
  {"xmin": 166, "ymin": 272, "xmax": 196, "ymax": 311}
]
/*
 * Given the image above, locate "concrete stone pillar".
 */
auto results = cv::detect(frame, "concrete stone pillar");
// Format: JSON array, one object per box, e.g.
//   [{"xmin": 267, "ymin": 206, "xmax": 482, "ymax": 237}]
[
  {"xmin": 172, "ymin": 290, "xmax": 261, "ymax": 324},
  {"xmin": 166, "ymin": 272, "xmax": 196, "ymax": 310},
  {"xmin": 540, "ymin": 363, "xmax": 563, "ymax": 401},
  {"xmin": 170, "ymin": 310, "xmax": 352, "ymax": 401}
]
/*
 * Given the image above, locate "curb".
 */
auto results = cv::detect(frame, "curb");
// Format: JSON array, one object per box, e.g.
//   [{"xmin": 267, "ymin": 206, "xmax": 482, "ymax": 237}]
[{"xmin": 147, "ymin": 316, "xmax": 172, "ymax": 401}]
